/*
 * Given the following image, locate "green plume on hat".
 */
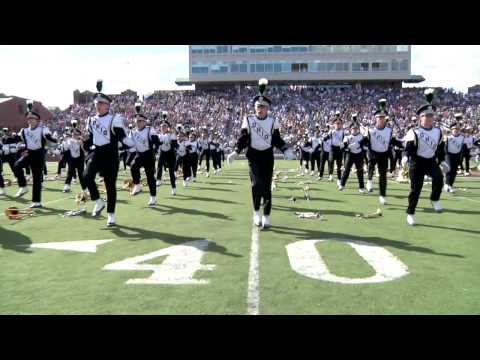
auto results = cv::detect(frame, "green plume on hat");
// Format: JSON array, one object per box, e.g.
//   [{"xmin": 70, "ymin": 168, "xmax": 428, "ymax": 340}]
[
  {"xmin": 378, "ymin": 98, "xmax": 387, "ymax": 111},
  {"xmin": 424, "ymin": 88, "xmax": 434, "ymax": 104},
  {"xmin": 96, "ymin": 79, "xmax": 103, "ymax": 92},
  {"xmin": 258, "ymin": 78, "xmax": 268, "ymax": 95},
  {"xmin": 135, "ymin": 102, "xmax": 142, "ymax": 114},
  {"xmin": 26, "ymin": 99, "xmax": 34, "ymax": 112}
]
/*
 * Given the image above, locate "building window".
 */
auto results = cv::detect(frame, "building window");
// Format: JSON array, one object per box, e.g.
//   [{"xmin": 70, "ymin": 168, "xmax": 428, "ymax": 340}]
[
  {"xmin": 274, "ymin": 63, "xmax": 282, "ymax": 72},
  {"xmin": 256, "ymin": 63, "xmax": 265, "ymax": 72},
  {"xmin": 273, "ymin": 46, "xmax": 282, "ymax": 53},
  {"xmin": 391, "ymin": 59, "xmax": 399, "ymax": 71},
  {"xmin": 265, "ymin": 63, "xmax": 273, "ymax": 73},
  {"xmin": 397, "ymin": 45, "xmax": 409, "ymax": 52},
  {"xmin": 400, "ymin": 59, "xmax": 409, "ymax": 71},
  {"xmin": 250, "ymin": 64, "xmax": 256, "ymax": 73},
  {"xmin": 372, "ymin": 62, "xmax": 388, "ymax": 71},
  {"xmin": 232, "ymin": 46, "xmax": 248, "ymax": 54},
  {"xmin": 352, "ymin": 62, "xmax": 369, "ymax": 71},
  {"xmin": 216, "ymin": 45, "xmax": 229, "ymax": 54},
  {"xmin": 239, "ymin": 64, "xmax": 248, "ymax": 72},
  {"xmin": 292, "ymin": 63, "xmax": 308, "ymax": 72},
  {"xmin": 192, "ymin": 66, "xmax": 209, "ymax": 74}
]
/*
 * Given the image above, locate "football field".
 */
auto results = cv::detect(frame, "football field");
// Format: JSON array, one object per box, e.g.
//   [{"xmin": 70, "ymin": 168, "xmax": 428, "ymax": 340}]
[{"xmin": 1, "ymin": 160, "xmax": 480, "ymax": 314}]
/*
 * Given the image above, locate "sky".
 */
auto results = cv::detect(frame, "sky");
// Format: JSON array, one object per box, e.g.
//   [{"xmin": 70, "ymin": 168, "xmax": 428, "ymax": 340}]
[{"xmin": 0, "ymin": 45, "xmax": 479, "ymax": 109}]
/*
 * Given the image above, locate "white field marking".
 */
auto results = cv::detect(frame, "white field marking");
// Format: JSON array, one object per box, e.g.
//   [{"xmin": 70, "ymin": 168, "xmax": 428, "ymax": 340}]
[
  {"xmin": 286, "ymin": 239, "xmax": 409, "ymax": 284},
  {"xmin": 246, "ymin": 226, "xmax": 260, "ymax": 315},
  {"xmin": 25, "ymin": 239, "xmax": 114, "ymax": 253},
  {"xmin": 451, "ymin": 196, "xmax": 480, "ymax": 204},
  {"xmin": 103, "ymin": 239, "xmax": 216, "ymax": 285},
  {"xmin": 0, "ymin": 196, "xmax": 72, "ymax": 217}
]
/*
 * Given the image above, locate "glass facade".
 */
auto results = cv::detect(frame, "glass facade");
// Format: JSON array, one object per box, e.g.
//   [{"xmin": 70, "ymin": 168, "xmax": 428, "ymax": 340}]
[
  {"xmin": 191, "ymin": 45, "xmax": 409, "ymax": 55},
  {"xmin": 190, "ymin": 46, "xmax": 411, "ymax": 76}
]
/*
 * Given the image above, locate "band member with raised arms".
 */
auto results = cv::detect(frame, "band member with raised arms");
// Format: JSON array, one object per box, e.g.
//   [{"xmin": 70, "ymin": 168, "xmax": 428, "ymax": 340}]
[
  {"xmin": 14, "ymin": 100, "xmax": 58, "ymax": 208},
  {"xmin": 402, "ymin": 89, "xmax": 448, "ymax": 226},
  {"xmin": 129, "ymin": 102, "xmax": 160, "ymax": 206},
  {"xmin": 338, "ymin": 114, "xmax": 368, "ymax": 193},
  {"xmin": 227, "ymin": 78, "xmax": 295, "ymax": 229},
  {"xmin": 83, "ymin": 80, "xmax": 134, "ymax": 226},
  {"xmin": 365, "ymin": 99, "xmax": 404, "ymax": 205},
  {"xmin": 156, "ymin": 112, "xmax": 178, "ymax": 195},
  {"xmin": 444, "ymin": 121, "xmax": 464, "ymax": 193}
]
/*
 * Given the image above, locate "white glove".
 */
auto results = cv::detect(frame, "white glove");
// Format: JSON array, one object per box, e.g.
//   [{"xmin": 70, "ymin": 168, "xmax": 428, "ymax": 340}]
[
  {"xmin": 440, "ymin": 161, "xmax": 450, "ymax": 173},
  {"xmin": 339, "ymin": 142, "xmax": 344, "ymax": 150},
  {"xmin": 227, "ymin": 151, "xmax": 238, "ymax": 165},
  {"xmin": 401, "ymin": 156, "xmax": 408, "ymax": 167},
  {"xmin": 284, "ymin": 149, "xmax": 296, "ymax": 160}
]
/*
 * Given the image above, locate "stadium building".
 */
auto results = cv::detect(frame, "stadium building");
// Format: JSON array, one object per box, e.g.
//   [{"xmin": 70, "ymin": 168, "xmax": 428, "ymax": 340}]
[{"xmin": 178, "ymin": 45, "xmax": 424, "ymax": 90}]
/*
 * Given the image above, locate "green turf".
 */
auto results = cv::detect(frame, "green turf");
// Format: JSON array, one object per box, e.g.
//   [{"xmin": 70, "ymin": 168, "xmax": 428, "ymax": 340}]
[{"xmin": 1, "ymin": 160, "xmax": 480, "ymax": 314}]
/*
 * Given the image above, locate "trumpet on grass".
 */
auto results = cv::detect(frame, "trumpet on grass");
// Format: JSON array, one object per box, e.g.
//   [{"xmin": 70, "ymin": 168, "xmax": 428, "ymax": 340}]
[
  {"xmin": 296, "ymin": 212, "xmax": 324, "ymax": 219},
  {"xmin": 303, "ymin": 185, "xmax": 311, "ymax": 201},
  {"xmin": 355, "ymin": 208, "xmax": 383, "ymax": 219}
]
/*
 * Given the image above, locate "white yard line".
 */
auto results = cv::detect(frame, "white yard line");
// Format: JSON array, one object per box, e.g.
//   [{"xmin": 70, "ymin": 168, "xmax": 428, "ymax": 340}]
[
  {"xmin": 0, "ymin": 196, "xmax": 72, "ymax": 217},
  {"xmin": 246, "ymin": 225, "xmax": 261, "ymax": 315},
  {"xmin": 452, "ymin": 196, "xmax": 480, "ymax": 204}
]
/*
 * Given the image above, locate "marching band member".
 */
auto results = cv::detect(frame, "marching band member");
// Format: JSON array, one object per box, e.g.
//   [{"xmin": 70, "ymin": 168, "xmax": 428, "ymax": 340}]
[
  {"xmin": 319, "ymin": 129, "xmax": 333, "ymax": 181},
  {"xmin": 309, "ymin": 130, "xmax": 322, "ymax": 176},
  {"xmin": 129, "ymin": 102, "xmax": 160, "ymax": 205},
  {"xmin": 227, "ymin": 78, "xmax": 295, "ymax": 229},
  {"xmin": 14, "ymin": 100, "xmax": 58, "ymax": 208},
  {"xmin": 444, "ymin": 121, "xmax": 464, "ymax": 193},
  {"xmin": 338, "ymin": 115, "xmax": 368, "ymax": 193},
  {"xmin": 324, "ymin": 112, "xmax": 345, "ymax": 186},
  {"xmin": 82, "ymin": 80, "xmax": 134, "ymax": 226},
  {"xmin": 462, "ymin": 124, "xmax": 479, "ymax": 176},
  {"xmin": 185, "ymin": 131, "xmax": 199, "ymax": 182},
  {"xmin": 365, "ymin": 99, "xmax": 404, "ymax": 205},
  {"xmin": 156, "ymin": 112, "xmax": 178, "ymax": 195},
  {"xmin": 403, "ymin": 89, "xmax": 448, "ymax": 226},
  {"xmin": 63, "ymin": 128, "xmax": 87, "ymax": 193}
]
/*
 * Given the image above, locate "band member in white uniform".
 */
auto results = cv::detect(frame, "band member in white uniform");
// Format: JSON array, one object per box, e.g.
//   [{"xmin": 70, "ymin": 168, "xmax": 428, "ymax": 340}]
[
  {"xmin": 461, "ymin": 122, "xmax": 479, "ymax": 176},
  {"xmin": 338, "ymin": 115, "xmax": 368, "ymax": 193},
  {"xmin": 444, "ymin": 122, "xmax": 464, "ymax": 193},
  {"xmin": 63, "ymin": 128, "xmax": 87, "ymax": 193},
  {"xmin": 324, "ymin": 112, "xmax": 344, "ymax": 186},
  {"xmin": 129, "ymin": 103, "xmax": 160, "ymax": 205},
  {"xmin": 14, "ymin": 100, "xmax": 58, "ymax": 207},
  {"xmin": 156, "ymin": 114, "xmax": 178, "ymax": 195},
  {"xmin": 365, "ymin": 99, "xmax": 404, "ymax": 205},
  {"xmin": 403, "ymin": 89, "xmax": 447, "ymax": 225},
  {"xmin": 185, "ymin": 131, "xmax": 199, "ymax": 182},
  {"xmin": 83, "ymin": 80, "xmax": 134, "ymax": 227},
  {"xmin": 227, "ymin": 78, "xmax": 295, "ymax": 229}
]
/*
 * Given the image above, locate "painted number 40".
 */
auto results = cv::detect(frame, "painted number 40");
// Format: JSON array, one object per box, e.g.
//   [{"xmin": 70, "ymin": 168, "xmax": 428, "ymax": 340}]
[{"xmin": 103, "ymin": 238, "xmax": 408, "ymax": 285}]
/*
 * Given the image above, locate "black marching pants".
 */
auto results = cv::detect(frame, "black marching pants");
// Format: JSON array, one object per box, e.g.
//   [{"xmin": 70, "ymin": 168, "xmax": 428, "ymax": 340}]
[
  {"xmin": 329, "ymin": 146, "xmax": 343, "ymax": 180},
  {"xmin": 212, "ymin": 150, "xmax": 221, "ymax": 170},
  {"xmin": 188, "ymin": 153, "xmax": 198, "ymax": 178},
  {"xmin": 341, "ymin": 152, "xmax": 365, "ymax": 189},
  {"xmin": 310, "ymin": 150, "xmax": 320, "ymax": 172},
  {"xmin": 157, "ymin": 150, "xmax": 176, "ymax": 188},
  {"xmin": 66, "ymin": 156, "xmax": 86, "ymax": 190},
  {"xmin": 368, "ymin": 151, "xmax": 389, "ymax": 196},
  {"xmin": 300, "ymin": 150, "xmax": 310, "ymax": 170},
  {"xmin": 131, "ymin": 151, "xmax": 156, "ymax": 196},
  {"xmin": 407, "ymin": 157, "xmax": 443, "ymax": 215},
  {"xmin": 461, "ymin": 148, "xmax": 471, "ymax": 173},
  {"xmin": 319, "ymin": 151, "xmax": 333, "ymax": 177},
  {"xmin": 445, "ymin": 152, "xmax": 462, "ymax": 187},
  {"xmin": 83, "ymin": 149, "xmax": 119, "ymax": 214},
  {"xmin": 14, "ymin": 149, "xmax": 44, "ymax": 203},
  {"xmin": 248, "ymin": 148, "xmax": 274, "ymax": 216},
  {"xmin": 199, "ymin": 149, "xmax": 211, "ymax": 172}
]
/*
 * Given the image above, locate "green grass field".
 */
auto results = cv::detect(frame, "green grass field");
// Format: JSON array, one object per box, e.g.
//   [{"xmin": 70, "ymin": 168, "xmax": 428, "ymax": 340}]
[{"xmin": 1, "ymin": 160, "xmax": 480, "ymax": 314}]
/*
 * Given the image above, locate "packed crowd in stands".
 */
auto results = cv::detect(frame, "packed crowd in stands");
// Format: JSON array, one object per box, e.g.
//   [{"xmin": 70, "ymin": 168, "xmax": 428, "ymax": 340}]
[{"xmin": 49, "ymin": 85, "xmax": 480, "ymax": 151}]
